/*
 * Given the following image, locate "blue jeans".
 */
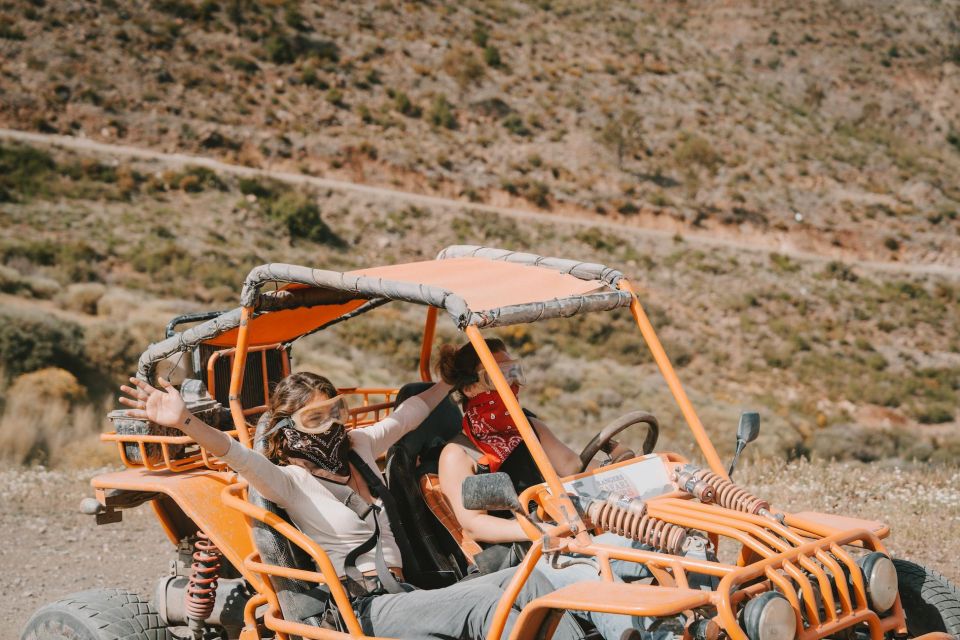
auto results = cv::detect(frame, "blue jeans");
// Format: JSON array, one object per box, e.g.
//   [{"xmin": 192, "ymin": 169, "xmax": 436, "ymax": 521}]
[
  {"xmin": 356, "ymin": 567, "xmax": 586, "ymax": 640},
  {"xmin": 535, "ymin": 533, "xmax": 714, "ymax": 640}
]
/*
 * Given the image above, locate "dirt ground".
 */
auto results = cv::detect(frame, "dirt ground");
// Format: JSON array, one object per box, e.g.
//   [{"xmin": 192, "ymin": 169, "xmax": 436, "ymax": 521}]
[{"xmin": 4, "ymin": 460, "xmax": 959, "ymax": 639}]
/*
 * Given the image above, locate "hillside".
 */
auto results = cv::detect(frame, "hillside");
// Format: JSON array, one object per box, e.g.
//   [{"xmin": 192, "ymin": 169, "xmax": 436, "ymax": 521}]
[
  {"xmin": 2, "ymin": 0, "xmax": 960, "ymax": 267},
  {"xmin": 0, "ymin": 140, "xmax": 957, "ymax": 469}
]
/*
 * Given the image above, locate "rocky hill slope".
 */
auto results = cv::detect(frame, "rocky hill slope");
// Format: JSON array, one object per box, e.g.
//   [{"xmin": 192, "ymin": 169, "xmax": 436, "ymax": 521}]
[
  {"xmin": 2, "ymin": 0, "xmax": 960, "ymax": 266},
  {"xmin": 0, "ymin": 140, "xmax": 957, "ymax": 467}
]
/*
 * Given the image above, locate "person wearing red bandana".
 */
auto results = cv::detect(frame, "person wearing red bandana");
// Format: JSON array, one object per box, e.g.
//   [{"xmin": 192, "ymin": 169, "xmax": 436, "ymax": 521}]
[
  {"xmin": 438, "ymin": 339, "xmax": 660, "ymax": 640},
  {"xmin": 119, "ymin": 371, "xmax": 586, "ymax": 640}
]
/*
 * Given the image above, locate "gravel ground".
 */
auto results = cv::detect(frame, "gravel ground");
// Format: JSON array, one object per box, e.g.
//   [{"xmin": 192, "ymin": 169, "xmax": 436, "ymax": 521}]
[
  {"xmin": 4, "ymin": 461, "xmax": 958, "ymax": 639},
  {"xmin": 3, "ymin": 468, "xmax": 170, "ymax": 640}
]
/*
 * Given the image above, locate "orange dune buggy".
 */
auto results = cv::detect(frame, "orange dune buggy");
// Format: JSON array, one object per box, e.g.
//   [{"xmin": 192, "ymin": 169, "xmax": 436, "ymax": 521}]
[{"xmin": 21, "ymin": 245, "xmax": 960, "ymax": 640}]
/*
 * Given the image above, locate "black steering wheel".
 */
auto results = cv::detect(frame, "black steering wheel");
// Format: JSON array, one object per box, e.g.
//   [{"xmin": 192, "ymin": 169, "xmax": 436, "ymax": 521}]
[{"xmin": 577, "ymin": 411, "xmax": 660, "ymax": 473}]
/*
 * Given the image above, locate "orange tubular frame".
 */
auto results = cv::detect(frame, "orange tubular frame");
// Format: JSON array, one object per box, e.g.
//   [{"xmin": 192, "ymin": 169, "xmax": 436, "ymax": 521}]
[
  {"xmin": 209, "ymin": 266, "xmax": 931, "ymax": 640},
  {"xmin": 466, "ymin": 326, "xmax": 586, "ymax": 538},
  {"xmin": 618, "ymin": 279, "xmax": 726, "ymax": 476},
  {"xmin": 222, "ymin": 481, "xmax": 366, "ymax": 639},
  {"xmin": 419, "ymin": 306, "xmax": 438, "ymax": 382},
  {"xmin": 229, "ymin": 306, "xmax": 255, "ymax": 447}
]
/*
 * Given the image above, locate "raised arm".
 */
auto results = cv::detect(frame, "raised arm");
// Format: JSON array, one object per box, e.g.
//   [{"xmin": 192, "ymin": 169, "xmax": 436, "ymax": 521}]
[
  {"xmin": 357, "ymin": 381, "xmax": 454, "ymax": 458},
  {"xmin": 119, "ymin": 377, "xmax": 296, "ymax": 505},
  {"xmin": 120, "ymin": 377, "xmax": 232, "ymax": 456}
]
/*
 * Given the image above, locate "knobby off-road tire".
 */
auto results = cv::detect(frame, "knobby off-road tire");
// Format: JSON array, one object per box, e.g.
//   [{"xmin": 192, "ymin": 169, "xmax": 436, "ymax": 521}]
[
  {"xmin": 894, "ymin": 558, "xmax": 960, "ymax": 637},
  {"xmin": 20, "ymin": 588, "xmax": 171, "ymax": 640}
]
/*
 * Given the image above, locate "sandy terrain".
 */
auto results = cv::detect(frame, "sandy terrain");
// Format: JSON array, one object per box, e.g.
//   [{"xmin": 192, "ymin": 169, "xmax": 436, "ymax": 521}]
[
  {"xmin": 4, "ymin": 461, "xmax": 959, "ymax": 639},
  {"xmin": 3, "ymin": 468, "xmax": 169, "ymax": 640}
]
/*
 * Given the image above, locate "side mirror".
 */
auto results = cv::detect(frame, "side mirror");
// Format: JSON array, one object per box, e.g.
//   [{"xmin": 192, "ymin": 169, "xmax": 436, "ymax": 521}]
[
  {"xmin": 737, "ymin": 412, "xmax": 760, "ymax": 444},
  {"xmin": 728, "ymin": 411, "xmax": 760, "ymax": 478},
  {"xmin": 462, "ymin": 473, "xmax": 521, "ymax": 512}
]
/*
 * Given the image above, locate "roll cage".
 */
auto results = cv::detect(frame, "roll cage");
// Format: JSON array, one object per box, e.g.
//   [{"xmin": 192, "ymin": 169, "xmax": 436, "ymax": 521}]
[{"xmin": 96, "ymin": 244, "xmax": 944, "ymax": 640}]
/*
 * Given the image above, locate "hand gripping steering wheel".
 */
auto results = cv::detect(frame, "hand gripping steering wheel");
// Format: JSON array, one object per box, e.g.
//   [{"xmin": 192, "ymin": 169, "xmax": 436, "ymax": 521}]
[{"xmin": 577, "ymin": 411, "xmax": 660, "ymax": 473}]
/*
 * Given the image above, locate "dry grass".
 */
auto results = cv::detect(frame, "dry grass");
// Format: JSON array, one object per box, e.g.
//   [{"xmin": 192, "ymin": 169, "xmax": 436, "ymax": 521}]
[
  {"xmin": 0, "ymin": 142, "xmax": 956, "ymax": 470},
  {"xmin": 0, "ymin": 368, "xmax": 115, "ymax": 468},
  {"xmin": 737, "ymin": 459, "xmax": 960, "ymax": 583},
  {"xmin": 0, "ymin": 1, "xmax": 958, "ymax": 265}
]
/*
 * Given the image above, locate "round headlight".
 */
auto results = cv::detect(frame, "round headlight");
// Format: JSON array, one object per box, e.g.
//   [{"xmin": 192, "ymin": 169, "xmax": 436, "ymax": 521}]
[
  {"xmin": 860, "ymin": 552, "xmax": 898, "ymax": 613},
  {"xmin": 742, "ymin": 592, "xmax": 797, "ymax": 640}
]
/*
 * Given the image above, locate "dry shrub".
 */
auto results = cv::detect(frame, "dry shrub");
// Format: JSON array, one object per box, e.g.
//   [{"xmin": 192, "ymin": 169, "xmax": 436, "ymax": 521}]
[
  {"xmin": 20, "ymin": 274, "xmax": 61, "ymax": 299},
  {"xmin": 96, "ymin": 288, "xmax": 141, "ymax": 317},
  {"xmin": 0, "ymin": 307, "xmax": 85, "ymax": 379},
  {"xmin": 0, "ymin": 264, "xmax": 23, "ymax": 293},
  {"xmin": 82, "ymin": 322, "xmax": 142, "ymax": 381},
  {"xmin": 0, "ymin": 367, "xmax": 108, "ymax": 466},
  {"xmin": 59, "ymin": 282, "xmax": 107, "ymax": 314},
  {"xmin": 807, "ymin": 425, "xmax": 900, "ymax": 462}
]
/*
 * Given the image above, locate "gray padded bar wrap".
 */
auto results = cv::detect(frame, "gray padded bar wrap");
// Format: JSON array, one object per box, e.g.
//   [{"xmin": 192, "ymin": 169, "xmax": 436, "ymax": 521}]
[
  {"xmin": 436, "ymin": 245, "xmax": 624, "ymax": 286},
  {"xmin": 138, "ymin": 246, "xmax": 633, "ymax": 378},
  {"xmin": 239, "ymin": 263, "xmax": 471, "ymax": 327}
]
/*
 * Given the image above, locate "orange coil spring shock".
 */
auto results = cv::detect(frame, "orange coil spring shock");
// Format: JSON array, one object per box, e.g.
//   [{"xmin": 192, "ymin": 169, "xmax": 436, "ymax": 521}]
[
  {"xmin": 586, "ymin": 495, "xmax": 687, "ymax": 555},
  {"xmin": 184, "ymin": 531, "xmax": 222, "ymax": 622},
  {"xmin": 690, "ymin": 468, "xmax": 770, "ymax": 515}
]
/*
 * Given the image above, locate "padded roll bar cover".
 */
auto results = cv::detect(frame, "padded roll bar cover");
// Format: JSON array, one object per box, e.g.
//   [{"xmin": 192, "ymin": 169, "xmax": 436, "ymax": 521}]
[
  {"xmin": 461, "ymin": 472, "xmax": 520, "ymax": 512},
  {"xmin": 248, "ymin": 413, "xmax": 328, "ymax": 631}
]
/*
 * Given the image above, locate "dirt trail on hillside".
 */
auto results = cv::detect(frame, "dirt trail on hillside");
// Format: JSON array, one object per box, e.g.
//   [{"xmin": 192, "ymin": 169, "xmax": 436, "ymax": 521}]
[{"xmin": 2, "ymin": 128, "xmax": 958, "ymax": 280}]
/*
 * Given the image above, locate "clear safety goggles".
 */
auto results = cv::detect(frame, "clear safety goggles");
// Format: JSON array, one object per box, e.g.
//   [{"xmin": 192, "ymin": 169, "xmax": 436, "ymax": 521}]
[
  {"xmin": 477, "ymin": 359, "xmax": 526, "ymax": 390},
  {"xmin": 290, "ymin": 395, "xmax": 351, "ymax": 434}
]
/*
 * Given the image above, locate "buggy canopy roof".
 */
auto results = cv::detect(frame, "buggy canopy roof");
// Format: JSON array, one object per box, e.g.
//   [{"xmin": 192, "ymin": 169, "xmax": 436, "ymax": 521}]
[{"xmin": 138, "ymin": 245, "xmax": 632, "ymax": 377}]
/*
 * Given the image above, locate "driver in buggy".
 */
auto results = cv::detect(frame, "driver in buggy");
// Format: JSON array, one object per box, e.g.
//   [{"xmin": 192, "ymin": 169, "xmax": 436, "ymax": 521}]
[
  {"xmin": 436, "ymin": 339, "xmax": 710, "ymax": 640},
  {"xmin": 120, "ymin": 371, "xmax": 587, "ymax": 640}
]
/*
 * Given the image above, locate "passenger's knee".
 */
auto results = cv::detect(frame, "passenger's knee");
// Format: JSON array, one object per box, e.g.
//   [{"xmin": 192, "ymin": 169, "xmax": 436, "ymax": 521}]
[
  {"xmin": 470, "ymin": 584, "xmax": 509, "ymax": 607},
  {"xmin": 522, "ymin": 569, "xmax": 559, "ymax": 598}
]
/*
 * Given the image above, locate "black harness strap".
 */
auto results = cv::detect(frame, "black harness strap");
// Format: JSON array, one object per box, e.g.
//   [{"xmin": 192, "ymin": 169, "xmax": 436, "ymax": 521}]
[
  {"xmin": 347, "ymin": 451, "xmax": 421, "ymax": 591},
  {"xmin": 316, "ymin": 453, "xmax": 415, "ymax": 597},
  {"xmin": 349, "ymin": 450, "xmax": 420, "ymax": 575}
]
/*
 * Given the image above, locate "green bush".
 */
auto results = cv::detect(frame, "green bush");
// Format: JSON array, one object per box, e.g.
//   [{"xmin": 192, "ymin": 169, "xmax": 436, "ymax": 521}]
[
  {"xmin": 0, "ymin": 308, "xmax": 85, "ymax": 380},
  {"xmin": 0, "ymin": 143, "xmax": 56, "ymax": 201},
  {"xmin": 675, "ymin": 135, "xmax": 722, "ymax": 172},
  {"xmin": 170, "ymin": 165, "xmax": 226, "ymax": 192},
  {"xmin": 265, "ymin": 192, "xmax": 345, "ymax": 247},
  {"xmin": 483, "ymin": 45, "xmax": 502, "ymax": 68},
  {"xmin": 228, "ymin": 55, "xmax": 260, "ymax": 74},
  {"xmin": 392, "ymin": 91, "xmax": 421, "ymax": 118},
  {"xmin": 239, "ymin": 177, "xmax": 280, "ymax": 200},
  {"xmin": 503, "ymin": 113, "xmax": 530, "ymax": 137},
  {"xmin": 83, "ymin": 323, "xmax": 141, "ymax": 379},
  {"xmin": 0, "ymin": 239, "xmax": 104, "ymax": 283},
  {"xmin": 442, "ymin": 46, "xmax": 485, "ymax": 88},
  {"xmin": 915, "ymin": 403, "xmax": 955, "ymax": 424},
  {"xmin": 429, "ymin": 95, "xmax": 457, "ymax": 130},
  {"xmin": 265, "ymin": 33, "xmax": 297, "ymax": 64},
  {"xmin": 0, "ymin": 16, "xmax": 26, "ymax": 41},
  {"xmin": 263, "ymin": 27, "xmax": 339, "ymax": 65},
  {"xmin": 152, "ymin": 0, "xmax": 202, "ymax": 20},
  {"xmin": 523, "ymin": 181, "xmax": 550, "ymax": 208},
  {"xmin": 808, "ymin": 425, "xmax": 903, "ymax": 462}
]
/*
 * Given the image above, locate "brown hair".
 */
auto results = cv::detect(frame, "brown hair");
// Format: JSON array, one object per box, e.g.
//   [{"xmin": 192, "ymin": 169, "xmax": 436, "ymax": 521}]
[
  {"xmin": 437, "ymin": 338, "xmax": 507, "ymax": 403},
  {"xmin": 262, "ymin": 371, "xmax": 338, "ymax": 463}
]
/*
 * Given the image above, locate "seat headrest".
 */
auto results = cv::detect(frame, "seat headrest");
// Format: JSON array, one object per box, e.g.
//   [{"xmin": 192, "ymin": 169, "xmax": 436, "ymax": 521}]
[{"xmin": 392, "ymin": 382, "xmax": 462, "ymax": 458}]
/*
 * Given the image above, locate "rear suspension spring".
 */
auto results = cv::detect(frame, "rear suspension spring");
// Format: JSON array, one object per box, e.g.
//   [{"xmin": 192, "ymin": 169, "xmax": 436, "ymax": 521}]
[
  {"xmin": 586, "ymin": 495, "xmax": 687, "ymax": 555},
  {"xmin": 184, "ymin": 530, "xmax": 222, "ymax": 624}
]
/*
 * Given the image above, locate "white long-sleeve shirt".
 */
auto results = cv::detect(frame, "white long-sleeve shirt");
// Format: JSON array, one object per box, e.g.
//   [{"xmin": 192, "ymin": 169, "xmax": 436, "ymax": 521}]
[{"xmin": 221, "ymin": 396, "xmax": 430, "ymax": 576}]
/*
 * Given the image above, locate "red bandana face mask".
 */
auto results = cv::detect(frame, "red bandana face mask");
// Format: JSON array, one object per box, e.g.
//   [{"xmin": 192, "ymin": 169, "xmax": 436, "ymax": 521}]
[{"xmin": 462, "ymin": 388, "xmax": 523, "ymax": 473}]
